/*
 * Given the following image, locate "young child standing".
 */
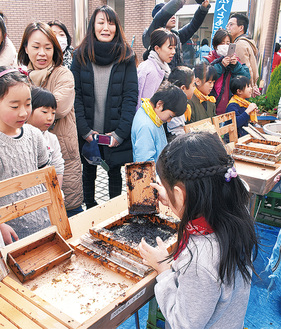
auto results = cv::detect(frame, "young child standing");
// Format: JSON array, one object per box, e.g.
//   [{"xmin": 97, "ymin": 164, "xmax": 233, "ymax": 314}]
[
  {"xmin": 0, "ymin": 67, "xmax": 50, "ymax": 244},
  {"xmin": 167, "ymin": 66, "xmax": 196, "ymax": 138},
  {"xmin": 139, "ymin": 132, "xmax": 258, "ymax": 329},
  {"xmin": 131, "ymin": 83, "xmax": 187, "ymax": 162},
  {"xmin": 226, "ymin": 75, "xmax": 258, "ymax": 137},
  {"xmin": 188, "ymin": 62, "xmax": 217, "ymax": 123},
  {"xmin": 28, "ymin": 87, "xmax": 64, "ymax": 188}
]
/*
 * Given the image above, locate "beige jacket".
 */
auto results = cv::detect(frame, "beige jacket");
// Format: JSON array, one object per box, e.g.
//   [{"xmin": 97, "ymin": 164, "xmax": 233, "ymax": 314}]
[
  {"xmin": 234, "ymin": 36, "xmax": 259, "ymax": 88},
  {"xmin": 44, "ymin": 66, "xmax": 83, "ymax": 210}
]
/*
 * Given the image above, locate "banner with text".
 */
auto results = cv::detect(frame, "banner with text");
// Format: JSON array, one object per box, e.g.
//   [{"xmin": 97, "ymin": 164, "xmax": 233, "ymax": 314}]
[{"xmin": 211, "ymin": 0, "xmax": 233, "ymax": 44}]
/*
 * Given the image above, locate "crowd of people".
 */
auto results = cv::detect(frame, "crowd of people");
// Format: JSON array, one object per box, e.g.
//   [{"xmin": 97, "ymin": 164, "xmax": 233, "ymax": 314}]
[{"xmin": 0, "ymin": 1, "xmax": 274, "ymax": 327}]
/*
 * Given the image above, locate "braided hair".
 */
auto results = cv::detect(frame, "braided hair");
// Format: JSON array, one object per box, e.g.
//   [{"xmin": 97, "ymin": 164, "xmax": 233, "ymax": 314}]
[{"xmin": 157, "ymin": 132, "xmax": 258, "ymax": 285}]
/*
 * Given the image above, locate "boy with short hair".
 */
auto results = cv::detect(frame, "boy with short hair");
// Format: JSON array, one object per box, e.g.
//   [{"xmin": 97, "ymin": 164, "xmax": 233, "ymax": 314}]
[
  {"xmin": 167, "ymin": 66, "xmax": 195, "ymax": 138},
  {"xmin": 131, "ymin": 83, "xmax": 187, "ymax": 162},
  {"xmin": 226, "ymin": 75, "xmax": 258, "ymax": 137}
]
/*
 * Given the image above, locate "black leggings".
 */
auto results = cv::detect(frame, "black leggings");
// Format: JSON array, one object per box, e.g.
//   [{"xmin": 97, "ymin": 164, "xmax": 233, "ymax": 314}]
[{"xmin": 81, "ymin": 155, "xmax": 122, "ymax": 209}]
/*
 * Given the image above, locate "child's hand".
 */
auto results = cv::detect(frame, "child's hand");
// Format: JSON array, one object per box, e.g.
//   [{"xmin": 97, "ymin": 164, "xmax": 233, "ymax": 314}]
[
  {"xmin": 0, "ymin": 223, "xmax": 19, "ymax": 245},
  {"xmin": 246, "ymin": 103, "xmax": 258, "ymax": 114},
  {"xmin": 139, "ymin": 237, "xmax": 171, "ymax": 274},
  {"xmin": 150, "ymin": 182, "xmax": 169, "ymax": 207}
]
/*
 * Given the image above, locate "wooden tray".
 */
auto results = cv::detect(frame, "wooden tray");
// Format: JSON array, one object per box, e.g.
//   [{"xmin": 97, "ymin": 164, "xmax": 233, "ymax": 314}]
[
  {"xmin": 234, "ymin": 136, "xmax": 281, "ymax": 154},
  {"xmin": 125, "ymin": 161, "xmax": 159, "ymax": 215},
  {"xmin": 7, "ymin": 232, "xmax": 73, "ymax": 283},
  {"xmin": 89, "ymin": 213, "xmax": 179, "ymax": 258}
]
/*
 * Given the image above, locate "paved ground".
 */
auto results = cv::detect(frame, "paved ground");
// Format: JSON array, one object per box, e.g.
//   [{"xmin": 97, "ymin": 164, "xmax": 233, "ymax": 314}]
[{"xmin": 95, "ymin": 165, "xmax": 127, "ymax": 204}]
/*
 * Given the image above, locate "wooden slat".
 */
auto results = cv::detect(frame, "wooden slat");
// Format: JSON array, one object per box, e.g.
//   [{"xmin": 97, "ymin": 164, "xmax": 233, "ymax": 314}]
[
  {"xmin": 44, "ymin": 167, "xmax": 72, "ymax": 240},
  {"xmin": 0, "ymin": 313, "xmax": 18, "ymax": 328},
  {"xmin": 0, "ymin": 192, "xmax": 51, "ymax": 224},
  {"xmin": 0, "ymin": 282, "xmax": 70, "ymax": 329},
  {"xmin": 2, "ymin": 277, "xmax": 79, "ymax": 329},
  {"xmin": 0, "ymin": 296, "xmax": 43, "ymax": 329},
  {"xmin": 212, "ymin": 111, "xmax": 238, "ymax": 144},
  {"xmin": 0, "ymin": 170, "xmax": 47, "ymax": 198}
]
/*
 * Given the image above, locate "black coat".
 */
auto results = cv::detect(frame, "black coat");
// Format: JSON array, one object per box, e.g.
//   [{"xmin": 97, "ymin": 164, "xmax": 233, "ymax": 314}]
[{"xmin": 71, "ymin": 53, "xmax": 138, "ymax": 167}]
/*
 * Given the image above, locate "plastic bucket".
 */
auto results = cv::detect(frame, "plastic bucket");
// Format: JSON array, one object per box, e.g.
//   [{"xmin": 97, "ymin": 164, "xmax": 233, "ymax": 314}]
[{"xmin": 263, "ymin": 122, "xmax": 281, "ymax": 136}]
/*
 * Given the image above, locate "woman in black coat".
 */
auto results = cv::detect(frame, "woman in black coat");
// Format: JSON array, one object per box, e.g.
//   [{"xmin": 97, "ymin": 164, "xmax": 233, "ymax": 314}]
[{"xmin": 71, "ymin": 5, "xmax": 138, "ymax": 209}]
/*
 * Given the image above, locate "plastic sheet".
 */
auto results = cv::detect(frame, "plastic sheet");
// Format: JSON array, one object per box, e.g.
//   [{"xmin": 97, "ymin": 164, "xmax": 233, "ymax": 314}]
[{"xmin": 244, "ymin": 223, "xmax": 281, "ymax": 329}]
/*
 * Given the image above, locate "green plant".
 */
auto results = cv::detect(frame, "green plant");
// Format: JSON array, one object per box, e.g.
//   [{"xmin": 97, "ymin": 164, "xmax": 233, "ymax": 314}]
[
  {"xmin": 266, "ymin": 62, "xmax": 281, "ymax": 111},
  {"xmin": 249, "ymin": 94, "xmax": 277, "ymax": 114}
]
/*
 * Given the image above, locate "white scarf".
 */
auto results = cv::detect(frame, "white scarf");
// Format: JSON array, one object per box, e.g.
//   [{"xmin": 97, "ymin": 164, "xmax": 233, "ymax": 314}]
[{"xmin": 148, "ymin": 50, "xmax": 171, "ymax": 79}]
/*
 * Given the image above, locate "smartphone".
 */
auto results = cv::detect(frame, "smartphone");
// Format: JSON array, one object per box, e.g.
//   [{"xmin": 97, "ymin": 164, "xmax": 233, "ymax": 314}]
[
  {"xmin": 227, "ymin": 43, "xmax": 236, "ymax": 57},
  {"xmin": 94, "ymin": 134, "xmax": 112, "ymax": 146}
]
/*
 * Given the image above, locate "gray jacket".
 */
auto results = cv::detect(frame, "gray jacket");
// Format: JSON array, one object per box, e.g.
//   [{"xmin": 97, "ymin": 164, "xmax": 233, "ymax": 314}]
[{"xmin": 155, "ymin": 234, "xmax": 251, "ymax": 329}]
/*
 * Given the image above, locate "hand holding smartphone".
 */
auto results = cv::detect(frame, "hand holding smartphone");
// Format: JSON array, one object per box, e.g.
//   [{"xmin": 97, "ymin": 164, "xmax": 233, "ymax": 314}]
[
  {"xmin": 227, "ymin": 43, "xmax": 236, "ymax": 57},
  {"xmin": 94, "ymin": 134, "xmax": 112, "ymax": 146}
]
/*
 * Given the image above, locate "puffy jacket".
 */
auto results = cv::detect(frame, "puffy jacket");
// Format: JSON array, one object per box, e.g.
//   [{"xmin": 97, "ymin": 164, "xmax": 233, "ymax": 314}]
[
  {"xmin": 71, "ymin": 53, "xmax": 138, "ymax": 167},
  {"xmin": 203, "ymin": 51, "xmax": 250, "ymax": 115},
  {"xmin": 44, "ymin": 66, "xmax": 83, "ymax": 210}
]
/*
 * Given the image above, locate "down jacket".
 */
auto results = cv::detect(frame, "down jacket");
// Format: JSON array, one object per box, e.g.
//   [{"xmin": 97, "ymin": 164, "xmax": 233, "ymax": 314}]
[
  {"xmin": 44, "ymin": 66, "xmax": 83, "ymax": 210},
  {"xmin": 71, "ymin": 53, "xmax": 138, "ymax": 168}
]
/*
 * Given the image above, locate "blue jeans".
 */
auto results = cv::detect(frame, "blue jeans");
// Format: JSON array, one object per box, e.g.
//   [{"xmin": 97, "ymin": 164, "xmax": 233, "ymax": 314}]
[{"xmin": 66, "ymin": 205, "xmax": 84, "ymax": 218}]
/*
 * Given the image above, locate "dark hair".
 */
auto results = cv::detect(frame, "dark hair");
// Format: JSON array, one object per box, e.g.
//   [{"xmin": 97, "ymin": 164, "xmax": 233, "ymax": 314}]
[
  {"xmin": 230, "ymin": 75, "xmax": 250, "ymax": 95},
  {"xmin": 156, "ymin": 132, "xmax": 258, "ymax": 284},
  {"xmin": 143, "ymin": 28, "xmax": 177, "ymax": 61},
  {"xmin": 212, "ymin": 28, "xmax": 231, "ymax": 49},
  {"xmin": 18, "ymin": 22, "xmax": 63, "ymax": 67},
  {"xmin": 194, "ymin": 62, "xmax": 217, "ymax": 82},
  {"xmin": 76, "ymin": 5, "xmax": 132, "ymax": 65},
  {"xmin": 168, "ymin": 66, "xmax": 194, "ymax": 89},
  {"xmin": 150, "ymin": 83, "xmax": 187, "ymax": 117},
  {"xmin": 201, "ymin": 38, "xmax": 209, "ymax": 47},
  {"xmin": 0, "ymin": 15, "xmax": 7, "ymax": 53},
  {"xmin": 275, "ymin": 43, "xmax": 280, "ymax": 53},
  {"xmin": 31, "ymin": 87, "xmax": 57, "ymax": 111},
  {"xmin": 48, "ymin": 20, "xmax": 72, "ymax": 49},
  {"xmin": 0, "ymin": 66, "xmax": 30, "ymax": 100},
  {"xmin": 229, "ymin": 13, "xmax": 249, "ymax": 34}
]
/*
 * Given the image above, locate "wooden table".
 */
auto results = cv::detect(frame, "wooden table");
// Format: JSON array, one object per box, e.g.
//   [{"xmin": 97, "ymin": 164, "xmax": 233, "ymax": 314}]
[{"xmin": 0, "ymin": 195, "xmax": 167, "ymax": 329}]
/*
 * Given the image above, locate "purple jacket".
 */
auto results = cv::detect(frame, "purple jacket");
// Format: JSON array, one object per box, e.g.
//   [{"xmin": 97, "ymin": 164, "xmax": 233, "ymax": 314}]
[{"xmin": 137, "ymin": 58, "xmax": 165, "ymax": 109}]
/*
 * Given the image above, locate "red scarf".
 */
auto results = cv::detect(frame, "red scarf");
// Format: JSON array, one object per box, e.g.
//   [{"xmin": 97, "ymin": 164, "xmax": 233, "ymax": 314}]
[{"xmin": 174, "ymin": 216, "xmax": 214, "ymax": 260}]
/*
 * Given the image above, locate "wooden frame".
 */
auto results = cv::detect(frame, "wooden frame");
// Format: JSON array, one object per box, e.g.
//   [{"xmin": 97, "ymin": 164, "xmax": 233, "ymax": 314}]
[
  {"xmin": 184, "ymin": 118, "xmax": 213, "ymax": 133},
  {"xmin": 0, "ymin": 166, "xmax": 72, "ymax": 240},
  {"xmin": 212, "ymin": 111, "xmax": 238, "ymax": 144}
]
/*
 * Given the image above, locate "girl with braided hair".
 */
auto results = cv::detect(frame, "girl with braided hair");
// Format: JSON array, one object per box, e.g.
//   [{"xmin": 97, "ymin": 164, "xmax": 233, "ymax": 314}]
[{"xmin": 139, "ymin": 131, "xmax": 258, "ymax": 329}]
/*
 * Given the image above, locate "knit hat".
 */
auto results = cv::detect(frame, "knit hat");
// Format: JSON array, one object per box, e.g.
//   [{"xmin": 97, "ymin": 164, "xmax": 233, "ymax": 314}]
[
  {"xmin": 195, "ymin": 0, "xmax": 204, "ymax": 3},
  {"xmin": 152, "ymin": 3, "xmax": 165, "ymax": 18},
  {"xmin": 82, "ymin": 139, "xmax": 109, "ymax": 171}
]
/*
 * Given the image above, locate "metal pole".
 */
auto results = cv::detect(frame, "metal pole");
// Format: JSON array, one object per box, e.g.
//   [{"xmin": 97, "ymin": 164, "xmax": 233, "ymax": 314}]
[{"xmin": 72, "ymin": 0, "xmax": 88, "ymax": 47}]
